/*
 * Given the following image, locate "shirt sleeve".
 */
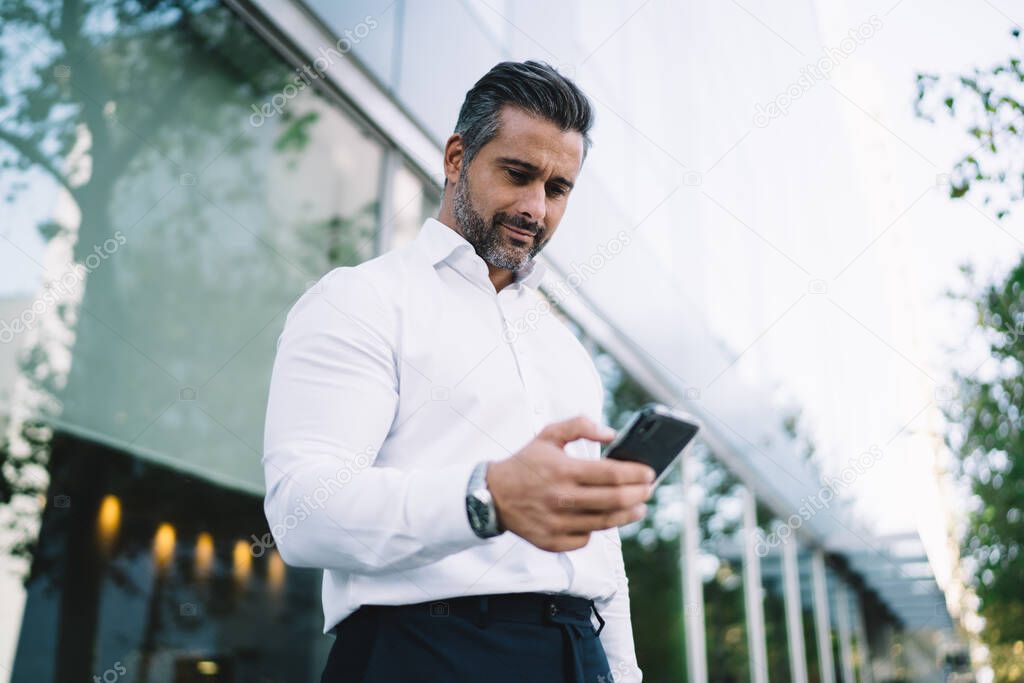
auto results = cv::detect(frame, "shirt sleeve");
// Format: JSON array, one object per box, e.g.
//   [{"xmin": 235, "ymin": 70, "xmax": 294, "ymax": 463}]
[
  {"xmin": 262, "ymin": 266, "xmax": 490, "ymax": 573},
  {"xmin": 595, "ymin": 527, "xmax": 644, "ymax": 683}
]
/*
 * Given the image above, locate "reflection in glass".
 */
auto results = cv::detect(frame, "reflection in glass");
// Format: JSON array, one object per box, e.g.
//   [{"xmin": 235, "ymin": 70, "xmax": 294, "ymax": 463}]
[
  {"xmin": 153, "ymin": 522, "xmax": 177, "ymax": 573},
  {"xmin": 11, "ymin": 437, "xmax": 323, "ymax": 681},
  {"xmin": 195, "ymin": 532, "xmax": 214, "ymax": 579},
  {"xmin": 0, "ymin": 0, "xmax": 387, "ymax": 501},
  {"xmin": 96, "ymin": 494, "xmax": 122, "ymax": 556}
]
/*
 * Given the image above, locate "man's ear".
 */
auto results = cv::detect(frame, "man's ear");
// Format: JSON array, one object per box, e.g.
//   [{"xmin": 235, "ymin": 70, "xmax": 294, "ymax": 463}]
[{"xmin": 443, "ymin": 134, "xmax": 465, "ymax": 187}]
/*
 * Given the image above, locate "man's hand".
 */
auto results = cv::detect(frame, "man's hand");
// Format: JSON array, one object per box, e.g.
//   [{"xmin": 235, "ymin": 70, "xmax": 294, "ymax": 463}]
[{"xmin": 486, "ymin": 415, "xmax": 656, "ymax": 552}]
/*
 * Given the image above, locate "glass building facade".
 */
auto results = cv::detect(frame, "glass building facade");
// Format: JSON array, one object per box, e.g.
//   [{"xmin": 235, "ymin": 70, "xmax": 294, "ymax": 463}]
[{"xmin": 0, "ymin": 1, "xmax": 961, "ymax": 682}]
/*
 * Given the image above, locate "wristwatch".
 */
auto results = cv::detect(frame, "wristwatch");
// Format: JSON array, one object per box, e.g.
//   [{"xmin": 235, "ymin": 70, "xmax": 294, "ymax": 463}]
[{"xmin": 465, "ymin": 461, "xmax": 504, "ymax": 538}]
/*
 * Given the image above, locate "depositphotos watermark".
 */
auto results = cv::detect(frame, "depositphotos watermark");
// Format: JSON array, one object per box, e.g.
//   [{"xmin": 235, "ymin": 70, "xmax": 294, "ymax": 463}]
[
  {"xmin": 0, "ymin": 231, "xmax": 127, "ymax": 344},
  {"xmin": 249, "ymin": 15, "xmax": 379, "ymax": 127},
  {"xmin": 93, "ymin": 660, "xmax": 127, "ymax": 683},
  {"xmin": 250, "ymin": 445, "xmax": 377, "ymax": 556},
  {"xmin": 754, "ymin": 444, "xmax": 884, "ymax": 556},
  {"xmin": 753, "ymin": 15, "xmax": 883, "ymax": 128}
]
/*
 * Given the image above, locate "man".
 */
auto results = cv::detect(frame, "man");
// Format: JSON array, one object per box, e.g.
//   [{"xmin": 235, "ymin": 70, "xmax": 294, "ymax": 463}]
[{"xmin": 263, "ymin": 60, "xmax": 653, "ymax": 683}]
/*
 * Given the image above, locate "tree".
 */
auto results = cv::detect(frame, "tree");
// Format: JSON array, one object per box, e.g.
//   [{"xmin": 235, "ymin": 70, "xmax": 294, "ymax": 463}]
[{"xmin": 915, "ymin": 26, "xmax": 1024, "ymax": 683}]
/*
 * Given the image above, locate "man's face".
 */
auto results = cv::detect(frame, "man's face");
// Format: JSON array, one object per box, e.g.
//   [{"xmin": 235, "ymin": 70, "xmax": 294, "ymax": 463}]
[{"xmin": 450, "ymin": 105, "xmax": 584, "ymax": 272}]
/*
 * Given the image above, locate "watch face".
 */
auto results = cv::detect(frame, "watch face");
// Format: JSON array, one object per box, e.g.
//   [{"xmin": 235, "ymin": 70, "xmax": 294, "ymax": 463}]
[
  {"xmin": 467, "ymin": 495, "xmax": 489, "ymax": 532},
  {"xmin": 468, "ymin": 490, "xmax": 501, "ymax": 537}
]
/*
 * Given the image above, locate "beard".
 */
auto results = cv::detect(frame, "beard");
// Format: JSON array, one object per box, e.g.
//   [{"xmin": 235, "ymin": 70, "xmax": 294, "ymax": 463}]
[{"xmin": 451, "ymin": 167, "xmax": 547, "ymax": 271}]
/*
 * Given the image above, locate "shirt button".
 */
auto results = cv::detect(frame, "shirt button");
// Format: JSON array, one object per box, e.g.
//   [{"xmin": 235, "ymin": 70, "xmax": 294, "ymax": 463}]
[{"xmin": 533, "ymin": 405, "xmax": 543, "ymax": 416}]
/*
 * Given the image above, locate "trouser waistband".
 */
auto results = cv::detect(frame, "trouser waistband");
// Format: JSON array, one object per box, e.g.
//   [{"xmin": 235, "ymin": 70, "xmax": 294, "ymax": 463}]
[{"xmin": 351, "ymin": 591, "xmax": 605, "ymax": 634}]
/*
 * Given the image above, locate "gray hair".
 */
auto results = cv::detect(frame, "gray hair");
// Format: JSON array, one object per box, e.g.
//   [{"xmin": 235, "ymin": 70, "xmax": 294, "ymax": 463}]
[{"xmin": 444, "ymin": 60, "xmax": 595, "ymax": 191}]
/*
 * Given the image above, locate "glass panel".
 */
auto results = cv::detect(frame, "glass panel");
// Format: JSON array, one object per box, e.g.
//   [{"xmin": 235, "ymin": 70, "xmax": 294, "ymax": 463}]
[
  {"xmin": 397, "ymin": 1, "xmax": 504, "ymax": 141},
  {"xmin": 10, "ymin": 434, "xmax": 325, "ymax": 680},
  {"xmin": 756, "ymin": 506, "xmax": 793, "ymax": 683},
  {"xmin": 388, "ymin": 161, "xmax": 441, "ymax": 250},
  {"xmin": 0, "ymin": 0, "xmax": 385, "ymax": 493},
  {"xmin": 693, "ymin": 447, "xmax": 749, "ymax": 683},
  {"xmin": 302, "ymin": 0, "xmax": 399, "ymax": 89}
]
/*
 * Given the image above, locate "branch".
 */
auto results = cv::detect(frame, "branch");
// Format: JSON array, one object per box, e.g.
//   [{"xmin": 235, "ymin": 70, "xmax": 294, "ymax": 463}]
[{"xmin": 0, "ymin": 127, "xmax": 78, "ymax": 200}]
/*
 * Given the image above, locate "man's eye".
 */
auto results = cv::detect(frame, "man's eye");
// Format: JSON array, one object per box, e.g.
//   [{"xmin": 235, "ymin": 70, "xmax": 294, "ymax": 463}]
[{"xmin": 506, "ymin": 169, "xmax": 527, "ymax": 182}]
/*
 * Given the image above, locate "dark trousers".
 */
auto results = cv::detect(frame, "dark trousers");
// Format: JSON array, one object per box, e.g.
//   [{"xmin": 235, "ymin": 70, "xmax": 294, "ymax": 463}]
[{"xmin": 321, "ymin": 592, "xmax": 613, "ymax": 683}]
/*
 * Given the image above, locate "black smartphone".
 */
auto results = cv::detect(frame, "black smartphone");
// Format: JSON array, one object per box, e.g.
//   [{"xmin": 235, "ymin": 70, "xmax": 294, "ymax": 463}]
[{"xmin": 602, "ymin": 403, "xmax": 701, "ymax": 486}]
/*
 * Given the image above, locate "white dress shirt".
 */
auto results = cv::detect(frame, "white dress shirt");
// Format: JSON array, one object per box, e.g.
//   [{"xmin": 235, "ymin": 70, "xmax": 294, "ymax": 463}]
[{"xmin": 262, "ymin": 216, "xmax": 642, "ymax": 682}]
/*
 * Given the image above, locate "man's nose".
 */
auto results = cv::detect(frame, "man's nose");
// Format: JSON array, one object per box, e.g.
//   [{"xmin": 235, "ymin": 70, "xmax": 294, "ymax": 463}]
[{"xmin": 514, "ymin": 183, "xmax": 547, "ymax": 225}]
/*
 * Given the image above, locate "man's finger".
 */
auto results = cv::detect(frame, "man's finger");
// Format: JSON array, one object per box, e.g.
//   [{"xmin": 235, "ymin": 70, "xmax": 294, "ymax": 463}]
[
  {"xmin": 538, "ymin": 415, "xmax": 617, "ymax": 448},
  {"xmin": 567, "ymin": 458, "xmax": 656, "ymax": 486},
  {"xmin": 555, "ymin": 483, "xmax": 653, "ymax": 512},
  {"xmin": 559, "ymin": 505, "xmax": 647, "ymax": 533}
]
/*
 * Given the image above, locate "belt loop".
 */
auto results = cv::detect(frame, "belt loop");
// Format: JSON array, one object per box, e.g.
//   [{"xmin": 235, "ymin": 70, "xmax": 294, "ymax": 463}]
[
  {"xmin": 590, "ymin": 600, "xmax": 605, "ymax": 636},
  {"xmin": 480, "ymin": 595, "xmax": 490, "ymax": 629}
]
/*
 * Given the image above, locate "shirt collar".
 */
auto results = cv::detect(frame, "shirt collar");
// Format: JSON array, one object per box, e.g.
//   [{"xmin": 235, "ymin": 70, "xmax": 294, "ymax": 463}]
[{"xmin": 415, "ymin": 217, "xmax": 548, "ymax": 290}]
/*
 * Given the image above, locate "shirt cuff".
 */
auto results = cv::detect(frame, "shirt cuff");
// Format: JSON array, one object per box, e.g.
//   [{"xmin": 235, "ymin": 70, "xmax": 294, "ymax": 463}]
[{"xmin": 405, "ymin": 459, "xmax": 492, "ymax": 554}]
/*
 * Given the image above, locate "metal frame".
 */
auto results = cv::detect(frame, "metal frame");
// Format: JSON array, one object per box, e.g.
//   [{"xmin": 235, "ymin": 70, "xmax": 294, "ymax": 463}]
[
  {"xmin": 782, "ymin": 535, "xmax": 810, "ymax": 683},
  {"xmin": 742, "ymin": 488, "xmax": 769, "ymax": 683},
  {"xmin": 231, "ymin": 0, "xmax": 443, "ymax": 183},
  {"xmin": 375, "ymin": 147, "xmax": 401, "ymax": 255},
  {"xmin": 811, "ymin": 550, "xmax": 837, "ymax": 683},
  {"xmin": 682, "ymin": 454, "xmax": 709, "ymax": 683}
]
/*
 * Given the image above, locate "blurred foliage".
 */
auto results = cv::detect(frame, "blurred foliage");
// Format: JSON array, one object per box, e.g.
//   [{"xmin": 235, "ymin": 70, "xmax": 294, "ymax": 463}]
[
  {"xmin": 914, "ymin": 28, "xmax": 1024, "ymax": 219},
  {"xmin": 915, "ymin": 26, "xmax": 1024, "ymax": 683},
  {"xmin": 946, "ymin": 259, "xmax": 1024, "ymax": 682},
  {"xmin": 781, "ymin": 406, "xmax": 817, "ymax": 465}
]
